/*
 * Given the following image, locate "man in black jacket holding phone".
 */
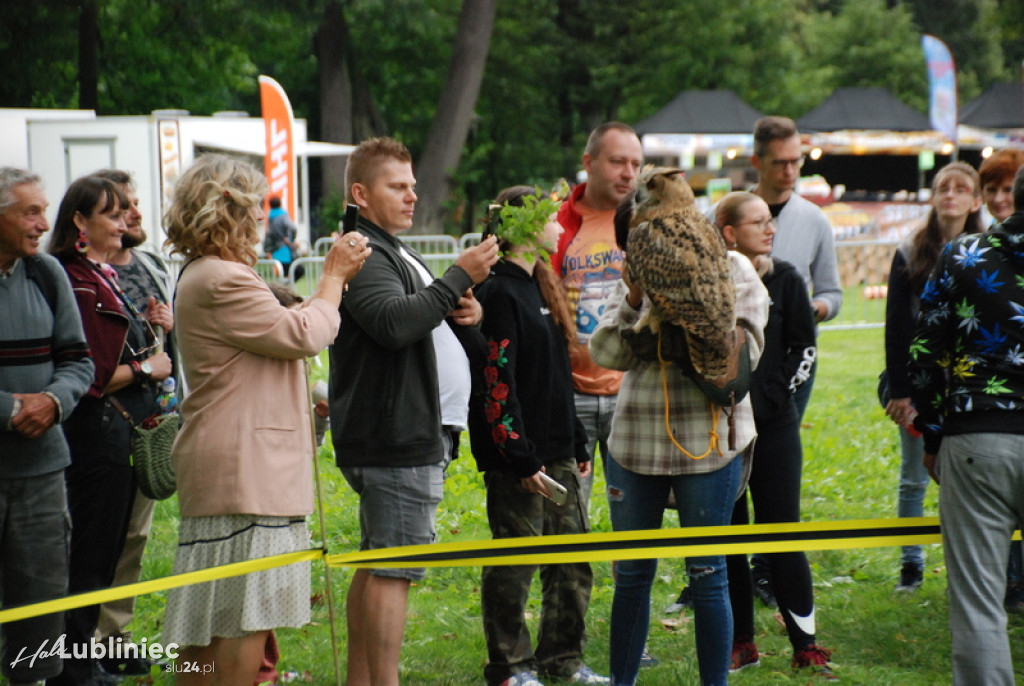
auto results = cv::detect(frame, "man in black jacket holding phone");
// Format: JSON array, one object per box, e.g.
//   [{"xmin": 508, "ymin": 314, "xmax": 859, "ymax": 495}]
[{"xmin": 328, "ymin": 137, "xmax": 498, "ymax": 686}]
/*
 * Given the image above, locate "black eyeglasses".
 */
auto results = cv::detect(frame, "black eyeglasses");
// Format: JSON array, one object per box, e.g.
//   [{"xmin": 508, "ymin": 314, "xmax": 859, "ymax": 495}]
[{"xmin": 770, "ymin": 155, "xmax": 806, "ymax": 170}]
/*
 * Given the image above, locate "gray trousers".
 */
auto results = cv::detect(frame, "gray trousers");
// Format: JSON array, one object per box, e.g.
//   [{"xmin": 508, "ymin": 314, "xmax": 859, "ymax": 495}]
[
  {"xmin": 940, "ymin": 433, "xmax": 1024, "ymax": 686},
  {"xmin": 573, "ymin": 391, "xmax": 617, "ymax": 505},
  {"xmin": 0, "ymin": 471, "xmax": 69, "ymax": 683}
]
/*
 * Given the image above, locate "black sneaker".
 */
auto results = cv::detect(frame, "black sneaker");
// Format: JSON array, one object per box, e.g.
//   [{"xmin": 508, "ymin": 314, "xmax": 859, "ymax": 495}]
[
  {"xmin": 1005, "ymin": 582, "xmax": 1024, "ymax": 613},
  {"xmin": 894, "ymin": 562, "xmax": 923, "ymax": 593},
  {"xmin": 664, "ymin": 585, "xmax": 692, "ymax": 613},
  {"xmin": 752, "ymin": 575, "xmax": 777, "ymax": 608},
  {"xmin": 639, "ymin": 645, "xmax": 659, "ymax": 669}
]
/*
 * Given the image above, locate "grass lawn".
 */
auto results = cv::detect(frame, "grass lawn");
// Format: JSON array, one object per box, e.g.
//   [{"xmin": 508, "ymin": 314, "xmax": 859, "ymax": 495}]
[{"xmin": 123, "ymin": 327, "xmax": 1023, "ymax": 685}]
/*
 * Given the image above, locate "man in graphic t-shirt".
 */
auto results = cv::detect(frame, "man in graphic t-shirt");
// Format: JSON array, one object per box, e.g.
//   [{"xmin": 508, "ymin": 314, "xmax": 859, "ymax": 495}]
[{"xmin": 552, "ymin": 122, "xmax": 643, "ymax": 503}]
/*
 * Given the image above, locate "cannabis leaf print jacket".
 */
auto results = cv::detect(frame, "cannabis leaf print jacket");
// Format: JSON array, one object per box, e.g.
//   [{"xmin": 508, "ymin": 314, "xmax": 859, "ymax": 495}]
[{"xmin": 909, "ymin": 211, "xmax": 1024, "ymax": 454}]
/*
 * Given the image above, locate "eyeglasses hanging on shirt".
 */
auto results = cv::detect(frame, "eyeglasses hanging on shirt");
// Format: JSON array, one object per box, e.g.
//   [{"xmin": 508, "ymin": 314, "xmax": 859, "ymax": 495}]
[{"xmin": 87, "ymin": 260, "xmax": 162, "ymax": 358}]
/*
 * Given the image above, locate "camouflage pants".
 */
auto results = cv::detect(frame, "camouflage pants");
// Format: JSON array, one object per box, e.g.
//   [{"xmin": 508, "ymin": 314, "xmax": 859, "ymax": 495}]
[{"xmin": 481, "ymin": 458, "xmax": 594, "ymax": 685}]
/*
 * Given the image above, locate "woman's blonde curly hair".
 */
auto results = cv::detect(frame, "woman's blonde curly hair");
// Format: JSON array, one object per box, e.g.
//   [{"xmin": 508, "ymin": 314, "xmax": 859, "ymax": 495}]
[{"xmin": 164, "ymin": 154, "xmax": 268, "ymax": 266}]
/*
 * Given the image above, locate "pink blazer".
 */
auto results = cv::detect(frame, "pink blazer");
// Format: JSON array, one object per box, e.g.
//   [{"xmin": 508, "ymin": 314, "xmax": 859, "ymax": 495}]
[{"xmin": 172, "ymin": 257, "xmax": 340, "ymax": 517}]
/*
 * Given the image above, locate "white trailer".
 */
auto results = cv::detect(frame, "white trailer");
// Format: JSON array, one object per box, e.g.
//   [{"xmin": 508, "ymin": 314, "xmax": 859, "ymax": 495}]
[{"xmin": 1, "ymin": 108, "xmax": 352, "ymax": 255}]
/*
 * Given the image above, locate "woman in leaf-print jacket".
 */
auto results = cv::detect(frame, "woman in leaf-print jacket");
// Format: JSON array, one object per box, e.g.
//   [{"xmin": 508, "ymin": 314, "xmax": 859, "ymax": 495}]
[{"xmin": 467, "ymin": 186, "xmax": 600, "ymax": 686}]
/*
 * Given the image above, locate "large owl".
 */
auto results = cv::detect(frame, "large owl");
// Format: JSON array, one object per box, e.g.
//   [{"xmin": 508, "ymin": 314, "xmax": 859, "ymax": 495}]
[{"xmin": 625, "ymin": 166, "xmax": 736, "ymax": 378}]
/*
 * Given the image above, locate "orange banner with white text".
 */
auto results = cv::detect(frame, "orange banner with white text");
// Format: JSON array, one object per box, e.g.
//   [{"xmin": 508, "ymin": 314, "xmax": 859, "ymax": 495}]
[{"xmin": 258, "ymin": 75, "xmax": 298, "ymax": 219}]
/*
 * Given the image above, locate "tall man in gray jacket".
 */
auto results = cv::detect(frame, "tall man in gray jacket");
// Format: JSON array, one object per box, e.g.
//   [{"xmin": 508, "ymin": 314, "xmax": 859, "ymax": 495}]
[
  {"xmin": 0, "ymin": 168, "xmax": 94, "ymax": 686},
  {"xmin": 750, "ymin": 116, "xmax": 842, "ymax": 416},
  {"xmin": 329, "ymin": 138, "xmax": 498, "ymax": 686},
  {"xmin": 744, "ymin": 116, "xmax": 843, "ymax": 608}
]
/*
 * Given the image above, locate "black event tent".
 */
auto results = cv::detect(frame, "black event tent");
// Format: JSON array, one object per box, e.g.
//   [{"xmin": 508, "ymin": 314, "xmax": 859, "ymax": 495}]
[
  {"xmin": 796, "ymin": 87, "xmax": 931, "ymax": 132},
  {"xmin": 960, "ymin": 82, "xmax": 1024, "ymax": 129},
  {"xmin": 795, "ymin": 88, "xmax": 940, "ymax": 193},
  {"xmin": 634, "ymin": 89, "xmax": 764, "ymax": 135}
]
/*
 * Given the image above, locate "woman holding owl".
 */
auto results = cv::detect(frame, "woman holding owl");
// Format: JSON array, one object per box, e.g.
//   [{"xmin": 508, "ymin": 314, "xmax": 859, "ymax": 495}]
[{"xmin": 591, "ymin": 173, "xmax": 769, "ymax": 686}]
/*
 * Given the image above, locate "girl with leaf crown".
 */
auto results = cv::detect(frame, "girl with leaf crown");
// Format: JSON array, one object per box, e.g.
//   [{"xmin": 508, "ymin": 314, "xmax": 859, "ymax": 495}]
[{"xmin": 467, "ymin": 185, "xmax": 609, "ymax": 686}]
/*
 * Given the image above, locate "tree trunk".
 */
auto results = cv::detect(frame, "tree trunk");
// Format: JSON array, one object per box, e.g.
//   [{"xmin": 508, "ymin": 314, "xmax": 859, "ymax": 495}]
[
  {"xmin": 315, "ymin": 1, "xmax": 353, "ymax": 202},
  {"xmin": 78, "ymin": 0, "xmax": 98, "ymax": 110},
  {"xmin": 316, "ymin": 0, "xmax": 389, "ymax": 202},
  {"xmin": 412, "ymin": 0, "xmax": 497, "ymax": 234}
]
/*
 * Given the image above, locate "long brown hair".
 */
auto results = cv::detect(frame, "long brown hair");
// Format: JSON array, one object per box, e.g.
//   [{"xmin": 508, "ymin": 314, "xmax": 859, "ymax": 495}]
[
  {"xmin": 908, "ymin": 162, "xmax": 984, "ymax": 290},
  {"xmin": 491, "ymin": 186, "xmax": 577, "ymax": 348}
]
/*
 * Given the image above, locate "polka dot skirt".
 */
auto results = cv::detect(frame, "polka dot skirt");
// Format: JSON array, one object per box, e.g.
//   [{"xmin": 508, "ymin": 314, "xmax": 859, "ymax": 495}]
[{"xmin": 163, "ymin": 514, "xmax": 312, "ymax": 647}]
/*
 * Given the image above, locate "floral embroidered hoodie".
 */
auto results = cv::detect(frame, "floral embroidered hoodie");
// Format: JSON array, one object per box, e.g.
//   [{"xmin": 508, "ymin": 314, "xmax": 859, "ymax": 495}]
[
  {"xmin": 468, "ymin": 261, "xmax": 589, "ymax": 477},
  {"xmin": 910, "ymin": 211, "xmax": 1024, "ymax": 454}
]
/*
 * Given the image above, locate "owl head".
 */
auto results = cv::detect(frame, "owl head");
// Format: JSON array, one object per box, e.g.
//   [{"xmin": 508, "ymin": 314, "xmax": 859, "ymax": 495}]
[{"xmin": 631, "ymin": 166, "xmax": 695, "ymax": 226}]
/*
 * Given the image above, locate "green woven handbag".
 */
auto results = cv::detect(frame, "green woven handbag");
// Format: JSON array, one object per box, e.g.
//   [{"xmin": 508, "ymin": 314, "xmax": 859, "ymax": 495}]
[
  {"xmin": 108, "ymin": 396, "xmax": 180, "ymax": 500},
  {"xmin": 132, "ymin": 412, "xmax": 180, "ymax": 500}
]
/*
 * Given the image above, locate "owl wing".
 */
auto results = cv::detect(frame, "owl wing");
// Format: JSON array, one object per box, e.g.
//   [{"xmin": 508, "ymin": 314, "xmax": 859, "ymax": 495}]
[{"xmin": 627, "ymin": 210, "xmax": 736, "ymax": 377}]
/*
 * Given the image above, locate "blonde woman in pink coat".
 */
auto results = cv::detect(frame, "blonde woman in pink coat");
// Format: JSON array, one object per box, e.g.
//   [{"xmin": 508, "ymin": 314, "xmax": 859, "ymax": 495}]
[{"xmin": 162, "ymin": 154, "xmax": 370, "ymax": 685}]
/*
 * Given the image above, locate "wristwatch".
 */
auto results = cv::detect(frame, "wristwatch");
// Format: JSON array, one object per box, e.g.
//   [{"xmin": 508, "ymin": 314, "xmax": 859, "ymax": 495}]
[{"xmin": 130, "ymin": 360, "xmax": 153, "ymax": 384}]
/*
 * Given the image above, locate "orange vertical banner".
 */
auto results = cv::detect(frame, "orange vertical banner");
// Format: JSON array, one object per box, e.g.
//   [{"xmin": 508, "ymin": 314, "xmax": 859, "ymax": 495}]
[{"xmin": 258, "ymin": 75, "xmax": 297, "ymax": 219}]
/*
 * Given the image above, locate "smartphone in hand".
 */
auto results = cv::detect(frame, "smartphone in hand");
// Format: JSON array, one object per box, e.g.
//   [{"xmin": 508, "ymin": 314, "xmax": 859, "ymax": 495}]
[
  {"xmin": 537, "ymin": 471, "xmax": 568, "ymax": 506},
  {"xmin": 342, "ymin": 203, "xmax": 359, "ymax": 234},
  {"xmin": 481, "ymin": 204, "xmax": 500, "ymax": 242}
]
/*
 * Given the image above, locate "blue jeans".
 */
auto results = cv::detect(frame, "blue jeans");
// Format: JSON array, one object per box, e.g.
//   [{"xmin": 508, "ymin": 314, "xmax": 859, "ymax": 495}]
[
  {"xmin": 340, "ymin": 450, "xmax": 448, "ymax": 581},
  {"xmin": 573, "ymin": 391, "xmax": 617, "ymax": 504},
  {"xmin": 606, "ymin": 456, "xmax": 742, "ymax": 686},
  {"xmin": 897, "ymin": 426, "xmax": 929, "ymax": 567}
]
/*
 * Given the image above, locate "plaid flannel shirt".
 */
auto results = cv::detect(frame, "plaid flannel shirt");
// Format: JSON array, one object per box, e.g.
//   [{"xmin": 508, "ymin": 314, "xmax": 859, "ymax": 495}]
[{"xmin": 590, "ymin": 252, "xmax": 769, "ymax": 476}]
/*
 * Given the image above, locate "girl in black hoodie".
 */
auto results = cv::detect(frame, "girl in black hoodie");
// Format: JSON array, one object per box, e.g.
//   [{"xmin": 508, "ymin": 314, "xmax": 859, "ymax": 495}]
[
  {"xmin": 468, "ymin": 186, "xmax": 603, "ymax": 686},
  {"xmin": 715, "ymin": 191, "xmax": 833, "ymax": 678}
]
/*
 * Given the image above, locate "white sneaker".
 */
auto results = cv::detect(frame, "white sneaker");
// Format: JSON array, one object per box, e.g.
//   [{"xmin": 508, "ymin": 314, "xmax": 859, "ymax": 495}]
[
  {"xmin": 499, "ymin": 671, "xmax": 546, "ymax": 686},
  {"xmin": 567, "ymin": 664, "xmax": 610, "ymax": 684}
]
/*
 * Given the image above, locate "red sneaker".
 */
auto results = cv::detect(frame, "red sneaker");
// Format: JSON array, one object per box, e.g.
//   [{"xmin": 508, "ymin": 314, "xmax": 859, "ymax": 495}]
[
  {"xmin": 792, "ymin": 644, "xmax": 838, "ymax": 680},
  {"xmin": 729, "ymin": 641, "xmax": 760, "ymax": 672}
]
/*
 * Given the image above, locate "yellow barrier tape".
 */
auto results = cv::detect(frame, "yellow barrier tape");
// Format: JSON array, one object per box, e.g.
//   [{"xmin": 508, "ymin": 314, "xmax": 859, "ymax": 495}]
[
  {"xmin": 0, "ymin": 549, "xmax": 320, "ymax": 624},
  {"xmin": 3, "ymin": 518, "xmax": 1020, "ymax": 625},
  {"xmin": 327, "ymin": 517, "xmax": 947, "ymax": 568}
]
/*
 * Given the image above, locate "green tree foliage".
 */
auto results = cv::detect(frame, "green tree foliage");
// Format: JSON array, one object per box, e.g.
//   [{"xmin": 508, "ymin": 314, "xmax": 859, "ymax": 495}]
[
  {"xmin": 797, "ymin": 0, "xmax": 928, "ymax": 112},
  {"xmin": 3, "ymin": 0, "xmax": 1022, "ymax": 232},
  {"xmin": 0, "ymin": 3, "xmax": 79, "ymax": 108},
  {"xmin": 989, "ymin": 0, "xmax": 1024, "ymax": 76},
  {"xmin": 899, "ymin": 0, "xmax": 1011, "ymax": 98}
]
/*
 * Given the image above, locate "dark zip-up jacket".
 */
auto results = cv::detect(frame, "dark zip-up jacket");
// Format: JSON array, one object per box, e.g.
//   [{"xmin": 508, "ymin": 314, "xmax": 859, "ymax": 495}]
[
  {"xmin": 329, "ymin": 216, "xmax": 475, "ymax": 468},
  {"xmin": 751, "ymin": 258, "xmax": 817, "ymax": 426}
]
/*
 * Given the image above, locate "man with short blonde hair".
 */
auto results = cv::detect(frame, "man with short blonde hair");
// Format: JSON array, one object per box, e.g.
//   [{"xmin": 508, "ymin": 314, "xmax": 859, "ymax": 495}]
[
  {"xmin": 551, "ymin": 122, "xmax": 644, "ymax": 504},
  {"xmin": 330, "ymin": 138, "xmax": 498, "ymax": 686}
]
